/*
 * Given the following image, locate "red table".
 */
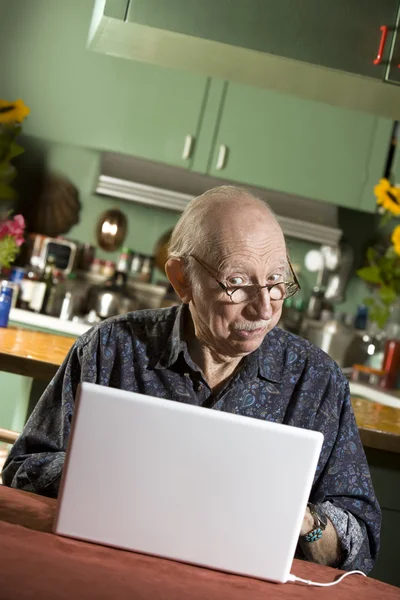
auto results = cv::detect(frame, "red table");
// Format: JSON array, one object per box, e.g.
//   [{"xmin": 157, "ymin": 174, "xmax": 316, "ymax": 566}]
[{"xmin": 0, "ymin": 485, "xmax": 398, "ymax": 600}]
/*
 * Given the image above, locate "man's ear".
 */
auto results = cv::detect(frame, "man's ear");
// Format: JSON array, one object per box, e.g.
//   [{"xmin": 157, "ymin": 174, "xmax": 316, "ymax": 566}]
[{"xmin": 165, "ymin": 258, "xmax": 193, "ymax": 304}]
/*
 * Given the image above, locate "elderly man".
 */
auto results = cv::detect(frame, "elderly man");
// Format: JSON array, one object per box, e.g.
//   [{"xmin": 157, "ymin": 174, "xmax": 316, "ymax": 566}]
[{"xmin": 2, "ymin": 186, "xmax": 380, "ymax": 573}]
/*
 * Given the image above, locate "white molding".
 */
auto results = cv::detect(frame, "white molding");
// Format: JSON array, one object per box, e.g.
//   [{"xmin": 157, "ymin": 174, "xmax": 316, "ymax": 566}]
[{"xmin": 96, "ymin": 175, "xmax": 342, "ymax": 246}]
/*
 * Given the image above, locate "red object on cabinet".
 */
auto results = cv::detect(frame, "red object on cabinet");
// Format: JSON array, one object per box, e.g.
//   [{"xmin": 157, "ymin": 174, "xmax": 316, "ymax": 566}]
[{"xmin": 380, "ymin": 339, "xmax": 400, "ymax": 390}]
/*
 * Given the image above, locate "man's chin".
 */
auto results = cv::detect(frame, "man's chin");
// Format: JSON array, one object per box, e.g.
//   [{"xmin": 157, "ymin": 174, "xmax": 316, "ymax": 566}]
[{"xmin": 230, "ymin": 325, "xmax": 272, "ymax": 353}]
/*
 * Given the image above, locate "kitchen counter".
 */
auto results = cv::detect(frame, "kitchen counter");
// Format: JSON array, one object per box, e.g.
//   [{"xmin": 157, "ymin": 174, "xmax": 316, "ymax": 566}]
[
  {"xmin": 351, "ymin": 396, "xmax": 400, "ymax": 454},
  {"xmin": 1, "ymin": 327, "xmax": 400, "ymax": 452},
  {"xmin": 9, "ymin": 308, "xmax": 91, "ymax": 337},
  {"xmin": 0, "ymin": 327, "xmax": 75, "ymax": 381}
]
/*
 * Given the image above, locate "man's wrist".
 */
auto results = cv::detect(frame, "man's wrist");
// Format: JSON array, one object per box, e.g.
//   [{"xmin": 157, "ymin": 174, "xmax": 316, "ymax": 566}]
[{"xmin": 300, "ymin": 506, "xmax": 315, "ymax": 536}]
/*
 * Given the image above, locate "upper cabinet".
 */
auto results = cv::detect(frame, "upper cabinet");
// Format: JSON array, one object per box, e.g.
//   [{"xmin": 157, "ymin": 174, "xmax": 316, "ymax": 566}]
[
  {"xmin": 197, "ymin": 82, "xmax": 391, "ymax": 213},
  {"xmin": 123, "ymin": 0, "xmax": 399, "ymax": 80},
  {"xmin": 1, "ymin": 0, "xmax": 209, "ymax": 169},
  {"xmin": 89, "ymin": 0, "xmax": 400, "ymax": 120}
]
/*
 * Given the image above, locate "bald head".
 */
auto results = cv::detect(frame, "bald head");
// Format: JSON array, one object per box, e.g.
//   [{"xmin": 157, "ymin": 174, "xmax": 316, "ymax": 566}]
[{"xmin": 168, "ymin": 185, "xmax": 284, "ymax": 266}]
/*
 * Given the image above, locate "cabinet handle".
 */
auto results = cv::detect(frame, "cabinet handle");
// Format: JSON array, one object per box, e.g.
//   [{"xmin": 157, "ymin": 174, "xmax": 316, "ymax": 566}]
[
  {"xmin": 373, "ymin": 25, "xmax": 388, "ymax": 65},
  {"xmin": 215, "ymin": 144, "xmax": 228, "ymax": 170},
  {"xmin": 182, "ymin": 135, "xmax": 194, "ymax": 160}
]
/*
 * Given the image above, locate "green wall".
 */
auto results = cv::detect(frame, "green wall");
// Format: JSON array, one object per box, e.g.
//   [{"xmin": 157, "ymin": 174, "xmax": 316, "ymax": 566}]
[{"xmin": 0, "ymin": 0, "xmax": 372, "ymax": 313}]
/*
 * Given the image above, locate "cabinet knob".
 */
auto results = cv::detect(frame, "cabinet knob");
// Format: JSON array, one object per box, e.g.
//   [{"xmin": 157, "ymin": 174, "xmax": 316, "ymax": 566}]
[
  {"xmin": 373, "ymin": 25, "xmax": 388, "ymax": 65},
  {"xmin": 215, "ymin": 144, "xmax": 228, "ymax": 170},
  {"xmin": 182, "ymin": 135, "xmax": 194, "ymax": 160}
]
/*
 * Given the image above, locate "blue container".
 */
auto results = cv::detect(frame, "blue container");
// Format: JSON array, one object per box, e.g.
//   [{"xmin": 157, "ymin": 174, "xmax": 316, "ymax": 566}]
[
  {"xmin": 10, "ymin": 266, "xmax": 25, "ymax": 284},
  {"xmin": 0, "ymin": 280, "xmax": 13, "ymax": 327}
]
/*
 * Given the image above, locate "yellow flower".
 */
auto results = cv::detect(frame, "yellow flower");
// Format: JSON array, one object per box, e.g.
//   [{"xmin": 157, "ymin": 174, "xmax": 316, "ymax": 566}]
[
  {"xmin": 374, "ymin": 178, "xmax": 400, "ymax": 216},
  {"xmin": 392, "ymin": 225, "xmax": 400, "ymax": 256},
  {"xmin": 0, "ymin": 99, "xmax": 30, "ymax": 124}
]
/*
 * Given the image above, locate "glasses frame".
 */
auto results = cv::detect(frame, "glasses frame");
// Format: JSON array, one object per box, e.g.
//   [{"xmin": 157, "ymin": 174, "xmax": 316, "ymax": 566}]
[{"xmin": 189, "ymin": 254, "xmax": 301, "ymax": 304}]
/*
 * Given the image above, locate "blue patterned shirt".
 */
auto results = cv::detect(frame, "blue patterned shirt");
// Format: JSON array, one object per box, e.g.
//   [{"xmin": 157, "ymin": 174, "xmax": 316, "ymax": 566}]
[{"xmin": 2, "ymin": 304, "xmax": 380, "ymax": 573}]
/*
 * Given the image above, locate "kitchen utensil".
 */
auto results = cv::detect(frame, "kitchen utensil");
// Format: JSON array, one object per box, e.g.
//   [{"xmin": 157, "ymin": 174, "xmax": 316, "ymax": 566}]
[
  {"xmin": 96, "ymin": 209, "xmax": 128, "ymax": 252},
  {"xmin": 86, "ymin": 272, "xmax": 137, "ymax": 319},
  {"xmin": 301, "ymin": 316, "xmax": 356, "ymax": 367}
]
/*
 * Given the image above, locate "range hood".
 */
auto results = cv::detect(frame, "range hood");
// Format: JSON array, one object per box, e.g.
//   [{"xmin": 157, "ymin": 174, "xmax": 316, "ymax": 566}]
[{"xmin": 95, "ymin": 152, "xmax": 342, "ymax": 247}]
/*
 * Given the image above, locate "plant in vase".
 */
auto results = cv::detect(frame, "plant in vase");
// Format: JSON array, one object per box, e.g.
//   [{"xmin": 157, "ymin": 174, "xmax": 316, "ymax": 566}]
[
  {"xmin": 357, "ymin": 178, "xmax": 400, "ymax": 330},
  {"xmin": 0, "ymin": 98, "xmax": 30, "ymax": 272}
]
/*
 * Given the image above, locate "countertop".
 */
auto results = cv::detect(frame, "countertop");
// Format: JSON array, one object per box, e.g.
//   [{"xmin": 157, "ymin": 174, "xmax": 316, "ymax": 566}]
[
  {"xmin": 1, "ymin": 327, "xmax": 400, "ymax": 453},
  {"xmin": 0, "ymin": 327, "xmax": 75, "ymax": 381},
  {"xmin": 9, "ymin": 308, "xmax": 91, "ymax": 337}
]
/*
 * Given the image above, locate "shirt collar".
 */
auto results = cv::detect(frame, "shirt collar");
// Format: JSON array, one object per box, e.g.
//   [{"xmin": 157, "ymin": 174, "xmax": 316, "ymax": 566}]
[
  {"xmin": 154, "ymin": 303, "xmax": 190, "ymax": 370},
  {"xmin": 154, "ymin": 304, "xmax": 284, "ymax": 383}
]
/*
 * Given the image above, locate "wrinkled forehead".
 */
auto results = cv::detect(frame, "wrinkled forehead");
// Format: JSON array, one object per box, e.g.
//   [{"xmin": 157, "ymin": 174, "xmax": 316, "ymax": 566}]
[{"xmin": 207, "ymin": 214, "xmax": 287, "ymax": 269}]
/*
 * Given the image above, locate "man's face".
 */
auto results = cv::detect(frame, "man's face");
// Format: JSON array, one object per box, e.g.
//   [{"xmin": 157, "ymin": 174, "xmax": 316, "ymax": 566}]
[{"xmin": 188, "ymin": 208, "xmax": 288, "ymax": 359}]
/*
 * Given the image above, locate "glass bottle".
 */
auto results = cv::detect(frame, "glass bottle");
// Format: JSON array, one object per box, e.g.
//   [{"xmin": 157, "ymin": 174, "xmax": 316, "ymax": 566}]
[
  {"xmin": 29, "ymin": 256, "xmax": 56, "ymax": 314},
  {"xmin": 18, "ymin": 256, "xmax": 42, "ymax": 311}
]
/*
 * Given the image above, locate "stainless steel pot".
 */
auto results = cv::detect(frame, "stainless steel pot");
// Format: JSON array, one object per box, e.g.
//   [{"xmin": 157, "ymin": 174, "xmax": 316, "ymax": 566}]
[
  {"xmin": 86, "ymin": 274, "xmax": 138, "ymax": 319},
  {"xmin": 301, "ymin": 318, "xmax": 356, "ymax": 367}
]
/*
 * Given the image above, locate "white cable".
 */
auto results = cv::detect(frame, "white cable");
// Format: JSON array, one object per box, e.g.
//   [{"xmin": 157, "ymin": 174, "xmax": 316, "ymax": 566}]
[{"xmin": 288, "ymin": 570, "xmax": 367, "ymax": 587}]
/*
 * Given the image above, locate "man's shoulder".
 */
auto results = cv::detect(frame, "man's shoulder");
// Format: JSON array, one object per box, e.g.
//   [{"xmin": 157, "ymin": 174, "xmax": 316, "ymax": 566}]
[
  {"xmin": 76, "ymin": 306, "xmax": 179, "ymax": 348},
  {"xmin": 267, "ymin": 326, "xmax": 342, "ymax": 374}
]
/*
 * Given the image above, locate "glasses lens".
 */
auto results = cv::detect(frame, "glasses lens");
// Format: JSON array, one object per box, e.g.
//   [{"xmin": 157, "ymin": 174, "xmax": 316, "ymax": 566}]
[
  {"xmin": 230, "ymin": 282, "xmax": 298, "ymax": 303},
  {"xmin": 269, "ymin": 283, "xmax": 286, "ymax": 300},
  {"xmin": 230, "ymin": 286, "xmax": 259, "ymax": 304}
]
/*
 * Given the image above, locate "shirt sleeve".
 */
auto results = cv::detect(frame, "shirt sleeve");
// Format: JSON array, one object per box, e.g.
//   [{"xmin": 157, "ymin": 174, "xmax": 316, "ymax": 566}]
[
  {"xmin": 1, "ymin": 340, "xmax": 85, "ymax": 497},
  {"xmin": 311, "ymin": 370, "xmax": 381, "ymax": 573}
]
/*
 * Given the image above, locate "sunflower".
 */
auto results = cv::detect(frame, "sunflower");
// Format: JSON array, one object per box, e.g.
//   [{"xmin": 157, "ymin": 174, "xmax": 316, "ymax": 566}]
[
  {"xmin": 0, "ymin": 99, "xmax": 30, "ymax": 124},
  {"xmin": 392, "ymin": 224, "xmax": 400, "ymax": 256},
  {"xmin": 374, "ymin": 178, "xmax": 400, "ymax": 216}
]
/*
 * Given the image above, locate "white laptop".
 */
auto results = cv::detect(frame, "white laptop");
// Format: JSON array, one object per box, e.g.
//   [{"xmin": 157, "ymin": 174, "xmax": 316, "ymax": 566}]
[{"xmin": 54, "ymin": 382, "xmax": 323, "ymax": 583}]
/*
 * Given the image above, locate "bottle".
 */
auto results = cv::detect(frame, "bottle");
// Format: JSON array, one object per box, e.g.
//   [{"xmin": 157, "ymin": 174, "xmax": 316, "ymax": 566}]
[
  {"xmin": 116, "ymin": 247, "xmax": 132, "ymax": 274},
  {"xmin": 380, "ymin": 301, "xmax": 400, "ymax": 390},
  {"xmin": 43, "ymin": 269, "xmax": 64, "ymax": 316},
  {"xmin": 0, "ymin": 281, "xmax": 14, "ymax": 327},
  {"xmin": 18, "ymin": 257, "xmax": 42, "ymax": 311},
  {"xmin": 29, "ymin": 256, "xmax": 56, "ymax": 314}
]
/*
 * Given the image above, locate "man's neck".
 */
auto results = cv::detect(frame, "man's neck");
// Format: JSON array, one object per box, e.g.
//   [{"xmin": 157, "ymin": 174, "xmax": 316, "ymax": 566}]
[{"xmin": 187, "ymin": 337, "xmax": 242, "ymax": 392}]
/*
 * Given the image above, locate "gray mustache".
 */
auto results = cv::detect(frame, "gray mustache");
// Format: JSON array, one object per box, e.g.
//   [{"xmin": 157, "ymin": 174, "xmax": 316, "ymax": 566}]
[{"xmin": 233, "ymin": 321, "xmax": 270, "ymax": 332}]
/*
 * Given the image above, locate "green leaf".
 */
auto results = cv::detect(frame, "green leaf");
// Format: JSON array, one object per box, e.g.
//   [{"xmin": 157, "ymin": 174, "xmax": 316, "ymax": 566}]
[
  {"xmin": 378, "ymin": 285, "xmax": 397, "ymax": 305},
  {"xmin": 379, "ymin": 211, "xmax": 394, "ymax": 228},
  {"xmin": 0, "ymin": 235, "xmax": 19, "ymax": 268},
  {"xmin": 7, "ymin": 141, "xmax": 24, "ymax": 160},
  {"xmin": 357, "ymin": 266, "xmax": 382, "ymax": 284},
  {"xmin": 366, "ymin": 247, "xmax": 377, "ymax": 263},
  {"xmin": 363, "ymin": 296, "xmax": 391, "ymax": 329},
  {"xmin": 0, "ymin": 180, "xmax": 16, "ymax": 200},
  {"xmin": 0, "ymin": 163, "xmax": 17, "ymax": 183}
]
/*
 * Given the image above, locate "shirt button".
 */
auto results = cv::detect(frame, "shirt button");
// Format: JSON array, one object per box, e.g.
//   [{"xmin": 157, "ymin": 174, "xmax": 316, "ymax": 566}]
[{"xmin": 195, "ymin": 381, "xmax": 203, "ymax": 391}]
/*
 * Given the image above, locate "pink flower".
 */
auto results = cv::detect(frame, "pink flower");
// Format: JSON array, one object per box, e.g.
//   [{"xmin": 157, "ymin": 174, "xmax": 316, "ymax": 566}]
[{"xmin": 0, "ymin": 214, "xmax": 25, "ymax": 246}]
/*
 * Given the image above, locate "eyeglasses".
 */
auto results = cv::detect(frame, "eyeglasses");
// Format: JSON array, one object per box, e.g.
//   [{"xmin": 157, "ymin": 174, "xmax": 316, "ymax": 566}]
[{"xmin": 190, "ymin": 254, "xmax": 300, "ymax": 304}]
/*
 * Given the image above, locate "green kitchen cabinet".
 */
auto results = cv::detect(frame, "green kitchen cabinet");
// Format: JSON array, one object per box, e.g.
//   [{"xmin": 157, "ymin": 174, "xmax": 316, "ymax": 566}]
[
  {"xmin": 90, "ymin": 0, "xmax": 400, "ymax": 120},
  {"xmin": 125, "ymin": 0, "xmax": 400, "ymax": 81},
  {"xmin": 1, "ymin": 0, "xmax": 210, "ymax": 169},
  {"xmin": 202, "ymin": 82, "xmax": 391, "ymax": 212}
]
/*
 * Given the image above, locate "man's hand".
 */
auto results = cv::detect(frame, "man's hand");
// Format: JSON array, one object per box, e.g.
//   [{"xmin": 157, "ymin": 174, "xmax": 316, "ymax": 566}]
[{"xmin": 299, "ymin": 505, "xmax": 342, "ymax": 567}]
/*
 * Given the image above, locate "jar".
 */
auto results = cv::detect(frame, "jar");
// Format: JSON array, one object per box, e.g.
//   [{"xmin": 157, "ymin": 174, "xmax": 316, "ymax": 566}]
[
  {"xmin": 102, "ymin": 260, "xmax": 115, "ymax": 278},
  {"xmin": 0, "ymin": 281, "xmax": 14, "ymax": 327},
  {"xmin": 89, "ymin": 258, "xmax": 102, "ymax": 276}
]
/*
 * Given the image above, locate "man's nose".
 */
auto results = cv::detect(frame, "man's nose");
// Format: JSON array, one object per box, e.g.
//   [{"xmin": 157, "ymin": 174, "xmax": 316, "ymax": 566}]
[{"xmin": 251, "ymin": 287, "xmax": 273, "ymax": 320}]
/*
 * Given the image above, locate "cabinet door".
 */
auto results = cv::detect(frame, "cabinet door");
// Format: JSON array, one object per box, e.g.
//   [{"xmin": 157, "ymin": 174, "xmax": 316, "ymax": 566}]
[
  {"xmin": 126, "ymin": 0, "xmax": 399, "ymax": 79},
  {"xmin": 0, "ymin": 0, "xmax": 208, "ymax": 169},
  {"xmin": 207, "ymin": 83, "xmax": 389, "ymax": 211}
]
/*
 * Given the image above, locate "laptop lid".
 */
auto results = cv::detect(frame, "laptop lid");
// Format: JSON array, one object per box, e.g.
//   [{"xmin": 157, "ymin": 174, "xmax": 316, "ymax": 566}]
[{"xmin": 54, "ymin": 382, "xmax": 323, "ymax": 583}]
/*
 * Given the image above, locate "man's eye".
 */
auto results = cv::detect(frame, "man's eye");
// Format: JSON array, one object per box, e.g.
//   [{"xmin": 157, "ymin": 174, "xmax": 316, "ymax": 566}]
[
  {"xmin": 228, "ymin": 276, "xmax": 245, "ymax": 286},
  {"xmin": 268, "ymin": 273, "xmax": 283, "ymax": 283}
]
